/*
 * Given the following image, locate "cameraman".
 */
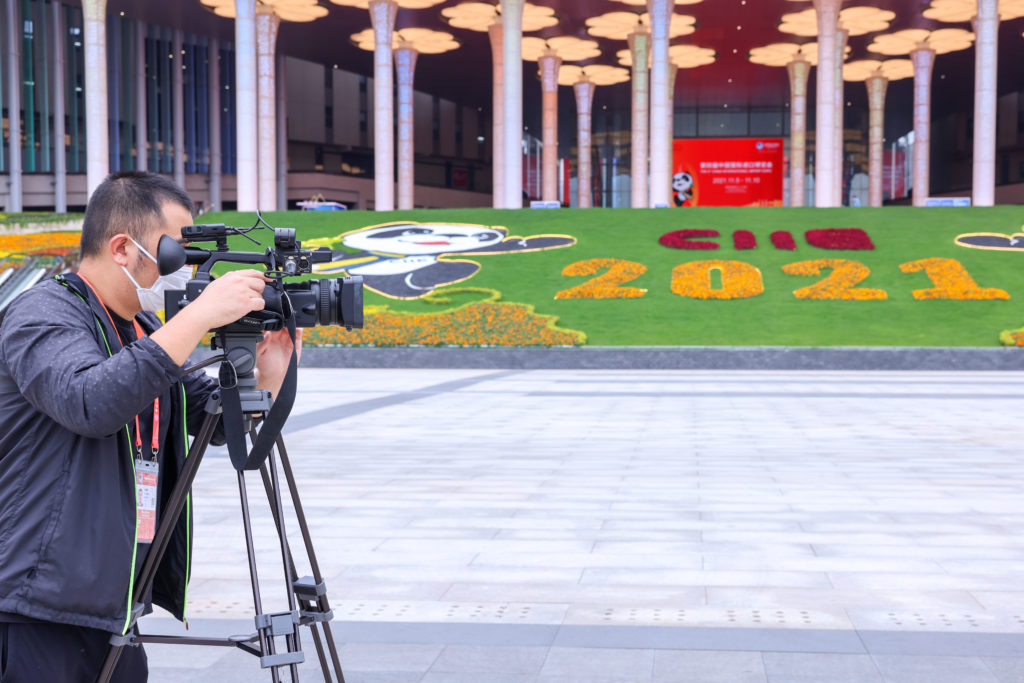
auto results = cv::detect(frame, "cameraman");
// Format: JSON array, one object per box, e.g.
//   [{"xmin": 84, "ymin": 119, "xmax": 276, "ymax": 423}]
[{"xmin": 0, "ymin": 172, "xmax": 296, "ymax": 682}]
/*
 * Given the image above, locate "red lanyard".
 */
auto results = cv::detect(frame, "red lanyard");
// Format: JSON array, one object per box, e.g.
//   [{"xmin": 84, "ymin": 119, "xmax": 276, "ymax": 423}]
[
  {"xmin": 77, "ymin": 274, "xmax": 160, "ymax": 461},
  {"xmin": 133, "ymin": 320, "xmax": 161, "ymax": 461}
]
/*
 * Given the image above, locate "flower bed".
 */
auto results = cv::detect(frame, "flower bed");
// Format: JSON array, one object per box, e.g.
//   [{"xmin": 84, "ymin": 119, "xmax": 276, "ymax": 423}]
[
  {"xmin": 671, "ymin": 259, "xmax": 764, "ymax": 300},
  {"xmin": 658, "ymin": 229, "xmax": 721, "ymax": 250},
  {"xmin": 0, "ymin": 232, "xmax": 81, "ymax": 256},
  {"xmin": 770, "ymin": 231, "xmax": 797, "ymax": 251},
  {"xmin": 555, "ymin": 259, "xmax": 647, "ymax": 299},
  {"xmin": 304, "ymin": 288, "xmax": 585, "ymax": 347},
  {"xmin": 782, "ymin": 259, "xmax": 887, "ymax": 300},
  {"xmin": 900, "ymin": 257, "xmax": 1009, "ymax": 300},
  {"xmin": 806, "ymin": 228, "xmax": 874, "ymax": 250},
  {"xmin": 733, "ymin": 230, "xmax": 757, "ymax": 250}
]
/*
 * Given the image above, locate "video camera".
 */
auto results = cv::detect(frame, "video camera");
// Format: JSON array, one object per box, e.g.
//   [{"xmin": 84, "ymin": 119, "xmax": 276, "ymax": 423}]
[
  {"xmin": 153, "ymin": 218, "xmax": 364, "ymax": 471},
  {"xmin": 155, "ymin": 222, "xmax": 364, "ymax": 335}
]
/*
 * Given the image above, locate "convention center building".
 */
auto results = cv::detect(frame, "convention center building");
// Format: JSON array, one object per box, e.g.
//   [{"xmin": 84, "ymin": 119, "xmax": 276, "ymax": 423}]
[{"xmin": 3, "ymin": 0, "xmax": 1024, "ymax": 212}]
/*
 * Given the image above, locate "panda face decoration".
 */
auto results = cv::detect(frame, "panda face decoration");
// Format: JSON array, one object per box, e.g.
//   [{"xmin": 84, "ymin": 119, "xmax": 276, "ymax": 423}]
[
  {"xmin": 309, "ymin": 221, "xmax": 577, "ymax": 299},
  {"xmin": 342, "ymin": 224, "xmax": 506, "ymax": 255},
  {"xmin": 673, "ymin": 172, "xmax": 693, "ymax": 193}
]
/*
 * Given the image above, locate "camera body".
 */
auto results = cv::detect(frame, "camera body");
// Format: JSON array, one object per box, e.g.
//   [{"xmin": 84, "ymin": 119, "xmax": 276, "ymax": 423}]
[{"xmin": 158, "ymin": 223, "xmax": 364, "ymax": 334}]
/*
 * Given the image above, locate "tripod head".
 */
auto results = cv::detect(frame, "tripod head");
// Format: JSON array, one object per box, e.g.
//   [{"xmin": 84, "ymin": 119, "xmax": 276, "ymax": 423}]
[
  {"xmin": 214, "ymin": 331, "xmax": 275, "ymax": 415},
  {"xmin": 196, "ymin": 322, "xmax": 297, "ymax": 472}
]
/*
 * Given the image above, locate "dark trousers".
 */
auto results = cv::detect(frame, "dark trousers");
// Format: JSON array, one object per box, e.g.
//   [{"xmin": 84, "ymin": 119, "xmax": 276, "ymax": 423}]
[{"xmin": 0, "ymin": 621, "xmax": 147, "ymax": 683}]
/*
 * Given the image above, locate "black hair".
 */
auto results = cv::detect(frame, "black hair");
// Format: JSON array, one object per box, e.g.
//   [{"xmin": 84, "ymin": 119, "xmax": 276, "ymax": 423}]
[{"xmin": 80, "ymin": 171, "xmax": 195, "ymax": 258}]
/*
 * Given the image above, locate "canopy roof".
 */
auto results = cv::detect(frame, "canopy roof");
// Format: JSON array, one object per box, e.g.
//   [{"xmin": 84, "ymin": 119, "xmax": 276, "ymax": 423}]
[{"xmin": 106, "ymin": 0, "xmax": 1024, "ymax": 118}]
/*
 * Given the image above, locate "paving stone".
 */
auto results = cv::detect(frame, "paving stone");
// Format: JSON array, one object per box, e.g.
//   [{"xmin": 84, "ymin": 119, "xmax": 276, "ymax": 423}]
[
  {"xmin": 762, "ymin": 653, "xmax": 883, "ymax": 682},
  {"xmin": 145, "ymin": 368, "xmax": 1024, "ymax": 682},
  {"xmin": 982, "ymin": 657, "xmax": 1024, "ymax": 683},
  {"xmin": 537, "ymin": 647, "xmax": 655, "ymax": 680},
  {"xmin": 652, "ymin": 650, "xmax": 767, "ymax": 682},
  {"xmin": 430, "ymin": 644, "xmax": 549, "ymax": 674},
  {"xmin": 871, "ymin": 655, "xmax": 1000, "ymax": 683}
]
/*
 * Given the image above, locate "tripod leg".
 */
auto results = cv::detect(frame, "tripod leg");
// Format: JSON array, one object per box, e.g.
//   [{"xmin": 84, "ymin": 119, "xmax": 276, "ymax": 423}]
[
  {"xmin": 95, "ymin": 410, "xmax": 220, "ymax": 683},
  {"xmin": 256, "ymin": 462, "xmax": 333, "ymax": 683},
  {"xmin": 267, "ymin": 450, "xmax": 302, "ymax": 683},
  {"xmin": 274, "ymin": 436, "xmax": 345, "ymax": 682},
  {"xmin": 247, "ymin": 427, "xmax": 305, "ymax": 683},
  {"xmin": 237, "ymin": 470, "xmax": 282, "ymax": 683}
]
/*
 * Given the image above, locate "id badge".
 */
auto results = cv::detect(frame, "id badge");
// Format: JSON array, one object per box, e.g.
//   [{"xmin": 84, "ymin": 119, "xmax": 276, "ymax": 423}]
[{"xmin": 135, "ymin": 459, "xmax": 159, "ymax": 544}]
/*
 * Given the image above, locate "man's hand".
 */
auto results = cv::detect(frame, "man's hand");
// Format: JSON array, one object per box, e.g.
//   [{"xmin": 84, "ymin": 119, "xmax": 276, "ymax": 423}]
[
  {"xmin": 151, "ymin": 270, "xmax": 269, "ymax": 366},
  {"xmin": 190, "ymin": 270, "xmax": 268, "ymax": 329},
  {"xmin": 256, "ymin": 328, "xmax": 303, "ymax": 397}
]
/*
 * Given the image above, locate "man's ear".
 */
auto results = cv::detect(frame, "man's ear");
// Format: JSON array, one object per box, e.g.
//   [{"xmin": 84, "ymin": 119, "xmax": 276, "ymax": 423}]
[{"xmin": 109, "ymin": 233, "xmax": 133, "ymax": 268}]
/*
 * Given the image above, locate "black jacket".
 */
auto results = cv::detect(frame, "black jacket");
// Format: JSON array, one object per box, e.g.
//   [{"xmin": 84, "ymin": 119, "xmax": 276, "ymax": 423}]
[{"xmin": 0, "ymin": 274, "xmax": 218, "ymax": 634}]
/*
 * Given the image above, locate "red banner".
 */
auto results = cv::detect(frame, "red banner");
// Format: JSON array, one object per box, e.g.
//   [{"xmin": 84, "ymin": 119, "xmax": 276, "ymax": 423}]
[
  {"xmin": 883, "ymin": 150, "xmax": 906, "ymax": 200},
  {"xmin": 671, "ymin": 138, "xmax": 784, "ymax": 207}
]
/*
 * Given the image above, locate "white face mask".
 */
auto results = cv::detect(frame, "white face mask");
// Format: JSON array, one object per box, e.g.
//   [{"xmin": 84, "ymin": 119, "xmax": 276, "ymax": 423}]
[{"xmin": 122, "ymin": 236, "xmax": 192, "ymax": 312}]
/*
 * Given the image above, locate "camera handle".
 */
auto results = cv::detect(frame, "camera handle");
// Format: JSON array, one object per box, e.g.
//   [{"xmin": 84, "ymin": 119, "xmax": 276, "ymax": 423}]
[{"xmin": 95, "ymin": 391, "xmax": 346, "ymax": 683}]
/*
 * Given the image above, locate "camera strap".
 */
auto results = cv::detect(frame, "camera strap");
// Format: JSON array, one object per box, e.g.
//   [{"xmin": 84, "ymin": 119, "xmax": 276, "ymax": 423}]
[{"xmin": 219, "ymin": 312, "xmax": 299, "ymax": 471}]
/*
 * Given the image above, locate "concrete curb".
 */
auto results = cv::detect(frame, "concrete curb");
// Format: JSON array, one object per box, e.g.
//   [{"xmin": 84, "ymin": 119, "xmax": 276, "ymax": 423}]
[{"xmin": 299, "ymin": 346, "xmax": 1024, "ymax": 371}]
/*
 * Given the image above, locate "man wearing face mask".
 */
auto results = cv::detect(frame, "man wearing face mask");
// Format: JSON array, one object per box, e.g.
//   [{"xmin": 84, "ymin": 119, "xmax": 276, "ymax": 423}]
[{"xmin": 0, "ymin": 172, "xmax": 296, "ymax": 682}]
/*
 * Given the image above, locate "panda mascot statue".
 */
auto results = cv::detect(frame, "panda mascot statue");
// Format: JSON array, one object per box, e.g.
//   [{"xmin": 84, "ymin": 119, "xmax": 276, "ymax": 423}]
[{"xmin": 672, "ymin": 172, "xmax": 694, "ymax": 207}]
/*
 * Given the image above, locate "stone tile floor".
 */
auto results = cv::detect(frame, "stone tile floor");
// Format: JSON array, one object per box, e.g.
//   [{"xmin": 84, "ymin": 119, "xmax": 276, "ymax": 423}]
[{"xmin": 143, "ymin": 369, "xmax": 1024, "ymax": 682}]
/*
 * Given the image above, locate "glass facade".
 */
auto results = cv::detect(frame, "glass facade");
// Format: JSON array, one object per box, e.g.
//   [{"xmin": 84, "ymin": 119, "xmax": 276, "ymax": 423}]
[
  {"xmin": 65, "ymin": 4, "xmax": 85, "ymax": 173},
  {"xmin": 0, "ymin": 0, "xmax": 236, "ymax": 186}
]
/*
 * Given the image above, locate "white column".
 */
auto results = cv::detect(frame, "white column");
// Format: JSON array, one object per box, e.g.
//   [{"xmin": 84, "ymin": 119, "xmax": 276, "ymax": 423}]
[
  {"xmin": 574, "ymin": 80, "xmax": 596, "ymax": 209},
  {"xmin": 500, "ymin": 0, "xmax": 524, "ymax": 209},
  {"xmin": 369, "ymin": 0, "xmax": 397, "ymax": 211},
  {"xmin": 395, "ymin": 45, "xmax": 418, "ymax": 211},
  {"xmin": 235, "ymin": 0, "xmax": 259, "ymax": 211},
  {"xmin": 276, "ymin": 51, "xmax": 287, "ymax": 211},
  {"xmin": 83, "ymin": 0, "xmax": 108, "ymax": 200},
  {"xmin": 135, "ymin": 21, "xmax": 147, "ymax": 172},
  {"xmin": 973, "ymin": 0, "xmax": 998, "ymax": 207},
  {"xmin": 52, "ymin": 0, "xmax": 67, "ymax": 212},
  {"xmin": 628, "ymin": 30, "xmax": 650, "ymax": 209},
  {"xmin": 488, "ymin": 22, "xmax": 504, "ymax": 208},
  {"xmin": 866, "ymin": 74, "xmax": 888, "ymax": 208},
  {"xmin": 812, "ymin": 0, "xmax": 840, "ymax": 207},
  {"xmin": 647, "ymin": 0, "xmax": 672, "ymax": 208},
  {"xmin": 834, "ymin": 29, "xmax": 848, "ymax": 204},
  {"xmin": 172, "ymin": 29, "xmax": 185, "ymax": 189},
  {"xmin": 786, "ymin": 58, "xmax": 810, "ymax": 208},
  {"xmin": 209, "ymin": 38, "xmax": 222, "ymax": 211},
  {"xmin": 911, "ymin": 47, "xmax": 935, "ymax": 207},
  {"xmin": 538, "ymin": 52, "xmax": 561, "ymax": 204},
  {"xmin": 255, "ymin": 7, "xmax": 280, "ymax": 210},
  {"xmin": 666, "ymin": 63, "xmax": 677, "ymax": 164}
]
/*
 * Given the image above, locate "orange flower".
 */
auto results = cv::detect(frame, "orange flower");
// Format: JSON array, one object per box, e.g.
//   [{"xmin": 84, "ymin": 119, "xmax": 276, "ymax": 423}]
[
  {"xmin": 304, "ymin": 288, "xmax": 585, "ymax": 347},
  {"xmin": 555, "ymin": 259, "xmax": 647, "ymax": 299},
  {"xmin": 900, "ymin": 257, "xmax": 1009, "ymax": 301},
  {"xmin": 0, "ymin": 232, "xmax": 80, "ymax": 255},
  {"xmin": 782, "ymin": 259, "xmax": 887, "ymax": 301},
  {"xmin": 670, "ymin": 260, "xmax": 764, "ymax": 300}
]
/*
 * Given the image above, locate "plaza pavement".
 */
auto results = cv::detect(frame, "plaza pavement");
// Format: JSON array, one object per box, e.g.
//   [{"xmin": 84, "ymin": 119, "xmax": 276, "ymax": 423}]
[{"xmin": 143, "ymin": 367, "xmax": 1024, "ymax": 682}]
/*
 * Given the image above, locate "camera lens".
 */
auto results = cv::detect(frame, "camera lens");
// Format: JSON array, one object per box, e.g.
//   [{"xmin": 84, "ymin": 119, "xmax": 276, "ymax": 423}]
[
  {"xmin": 308, "ymin": 276, "xmax": 364, "ymax": 329},
  {"xmin": 284, "ymin": 276, "xmax": 363, "ymax": 329}
]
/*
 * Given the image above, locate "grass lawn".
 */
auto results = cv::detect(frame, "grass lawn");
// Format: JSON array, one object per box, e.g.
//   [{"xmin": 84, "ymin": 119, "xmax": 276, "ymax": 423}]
[
  {"xmin": 0, "ymin": 212, "xmax": 84, "ymax": 227},
  {"xmin": 202, "ymin": 206, "xmax": 1024, "ymax": 347}
]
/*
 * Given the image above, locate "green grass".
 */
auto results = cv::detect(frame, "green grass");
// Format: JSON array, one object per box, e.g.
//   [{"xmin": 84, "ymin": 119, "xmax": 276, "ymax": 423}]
[
  {"xmin": 202, "ymin": 206, "xmax": 1024, "ymax": 347},
  {"xmin": 0, "ymin": 212, "xmax": 83, "ymax": 226}
]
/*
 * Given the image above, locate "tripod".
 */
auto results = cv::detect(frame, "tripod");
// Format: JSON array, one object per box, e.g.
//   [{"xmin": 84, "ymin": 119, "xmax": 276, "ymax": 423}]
[{"xmin": 96, "ymin": 362, "xmax": 346, "ymax": 682}]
